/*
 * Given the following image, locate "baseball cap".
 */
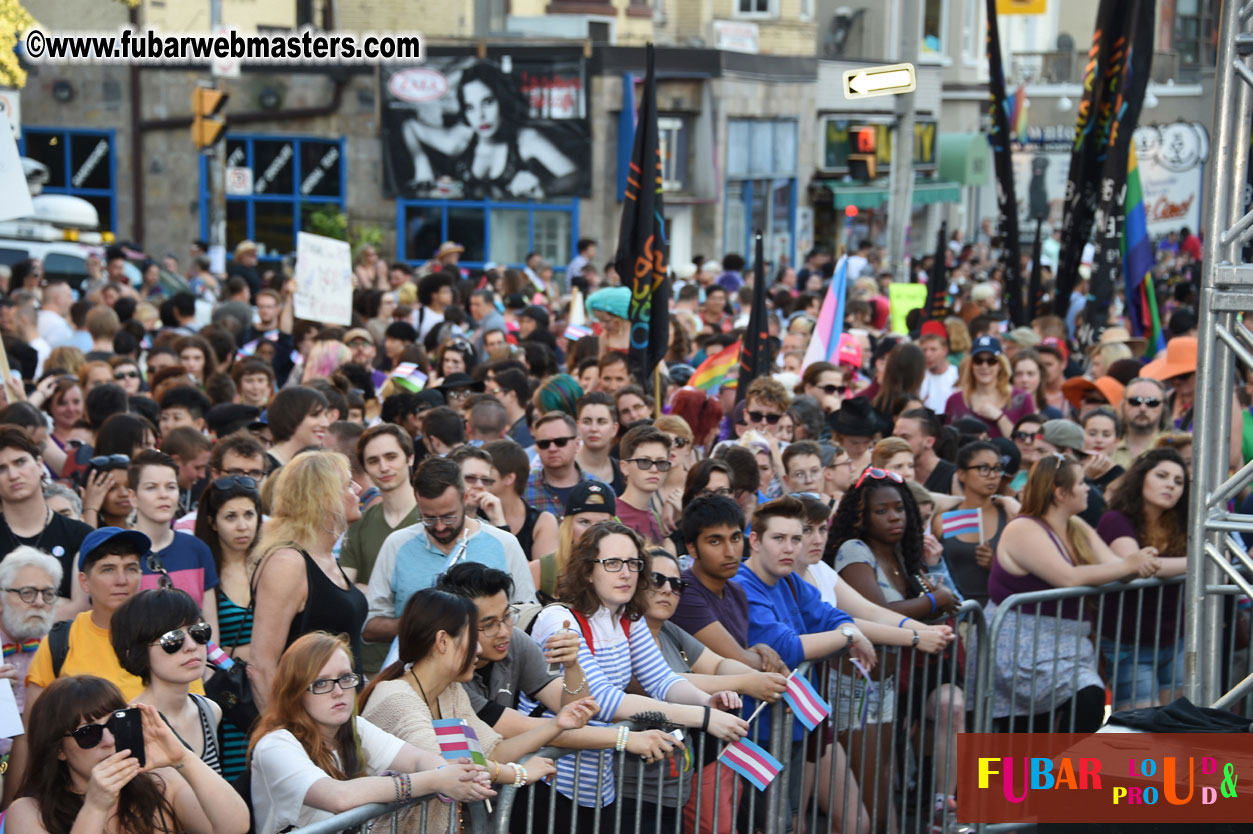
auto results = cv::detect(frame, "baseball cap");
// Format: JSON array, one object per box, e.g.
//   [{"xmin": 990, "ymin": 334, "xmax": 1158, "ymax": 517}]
[
  {"xmin": 1005, "ymin": 327, "xmax": 1041, "ymax": 348},
  {"xmin": 836, "ymin": 333, "xmax": 863, "ymax": 369},
  {"xmin": 970, "ymin": 335, "xmax": 1003, "ymax": 357},
  {"xmin": 344, "ymin": 327, "xmax": 375, "ymax": 346},
  {"xmin": 1041, "ymin": 419, "xmax": 1086, "ymax": 455},
  {"xmin": 1037, "ymin": 337, "xmax": 1070, "ymax": 364},
  {"xmin": 919, "ymin": 320, "xmax": 948, "ymax": 340},
  {"xmin": 79, "ymin": 527, "xmax": 151, "ymax": 570},
  {"xmin": 990, "ymin": 437, "xmax": 1021, "ymax": 478},
  {"xmin": 564, "ymin": 480, "xmax": 616, "ymax": 517}
]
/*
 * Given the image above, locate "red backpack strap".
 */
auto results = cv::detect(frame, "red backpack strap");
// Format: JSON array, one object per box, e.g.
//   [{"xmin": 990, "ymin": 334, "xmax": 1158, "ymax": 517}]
[
  {"xmin": 621, "ymin": 617, "xmax": 631, "ymax": 639},
  {"xmin": 569, "ymin": 610, "xmax": 596, "ymax": 655}
]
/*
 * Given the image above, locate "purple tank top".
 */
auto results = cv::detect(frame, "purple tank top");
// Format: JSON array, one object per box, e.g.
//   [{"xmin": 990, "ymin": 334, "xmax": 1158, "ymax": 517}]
[{"xmin": 988, "ymin": 517, "xmax": 1083, "ymax": 619}]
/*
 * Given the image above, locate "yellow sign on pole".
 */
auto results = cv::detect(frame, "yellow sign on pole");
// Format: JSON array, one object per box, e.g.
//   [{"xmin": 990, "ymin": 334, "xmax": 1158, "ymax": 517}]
[
  {"xmin": 888, "ymin": 283, "xmax": 929, "ymax": 335},
  {"xmin": 997, "ymin": 0, "xmax": 1046, "ymax": 14}
]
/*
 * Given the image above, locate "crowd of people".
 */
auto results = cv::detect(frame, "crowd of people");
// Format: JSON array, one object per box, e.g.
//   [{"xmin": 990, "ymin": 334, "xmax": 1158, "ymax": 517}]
[{"xmin": 0, "ymin": 226, "xmax": 1219, "ymax": 834}]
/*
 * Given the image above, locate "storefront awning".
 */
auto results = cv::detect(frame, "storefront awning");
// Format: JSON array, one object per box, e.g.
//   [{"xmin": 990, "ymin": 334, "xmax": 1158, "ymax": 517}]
[
  {"xmin": 817, "ymin": 179, "xmax": 963, "ymax": 210},
  {"xmin": 938, "ymin": 132, "xmax": 992, "ymax": 186}
]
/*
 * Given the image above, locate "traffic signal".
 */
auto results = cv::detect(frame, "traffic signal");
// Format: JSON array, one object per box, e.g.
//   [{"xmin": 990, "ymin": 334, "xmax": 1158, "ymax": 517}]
[
  {"xmin": 191, "ymin": 87, "xmax": 228, "ymax": 150},
  {"xmin": 848, "ymin": 124, "xmax": 877, "ymax": 180}
]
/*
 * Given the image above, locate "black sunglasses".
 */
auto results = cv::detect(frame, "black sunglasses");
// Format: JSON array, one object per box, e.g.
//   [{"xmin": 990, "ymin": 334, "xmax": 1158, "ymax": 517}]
[
  {"xmin": 89, "ymin": 454, "xmax": 130, "ymax": 469},
  {"xmin": 1127, "ymin": 396, "xmax": 1162, "ymax": 408},
  {"xmin": 817, "ymin": 384, "xmax": 849, "ymax": 396},
  {"xmin": 154, "ymin": 622, "xmax": 212, "ymax": 654},
  {"xmin": 650, "ymin": 572, "xmax": 688, "ymax": 594},
  {"xmin": 747, "ymin": 411, "xmax": 782, "ymax": 425},
  {"xmin": 66, "ymin": 718, "xmax": 112, "ymax": 750},
  {"xmin": 113, "ymin": 370, "xmax": 140, "ymax": 380},
  {"xmin": 536, "ymin": 436, "xmax": 576, "ymax": 450},
  {"xmin": 971, "ymin": 354, "xmax": 1000, "ymax": 366},
  {"xmin": 214, "ymin": 475, "xmax": 258, "ymax": 491}
]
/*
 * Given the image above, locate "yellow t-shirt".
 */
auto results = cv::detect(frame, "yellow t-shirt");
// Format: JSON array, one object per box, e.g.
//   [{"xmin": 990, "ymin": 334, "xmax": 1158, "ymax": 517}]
[{"xmin": 26, "ymin": 611, "xmax": 204, "ymax": 702}]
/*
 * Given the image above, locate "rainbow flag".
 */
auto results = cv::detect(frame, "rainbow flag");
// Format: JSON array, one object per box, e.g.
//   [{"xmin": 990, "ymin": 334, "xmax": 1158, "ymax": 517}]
[
  {"xmin": 801, "ymin": 255, "xmax": 848, "ymax": 370},
  {"xmin": 719, "ymin": 737, "xmax": 783, "ymax": 791},
  {"xmin": 783, "ymin": 671, "xmax": 831, "ymax": 731},
  {"xmin": 1008, "ymin": 84, "xmax": 1029, "ymax": 144},
  {"xmin": 1122, "ymin": 145, "xmax": 1165, "ymax": 359},
  {"xmin": 691, "ymin": 340, "xmax": 741, "ymax": 391}
]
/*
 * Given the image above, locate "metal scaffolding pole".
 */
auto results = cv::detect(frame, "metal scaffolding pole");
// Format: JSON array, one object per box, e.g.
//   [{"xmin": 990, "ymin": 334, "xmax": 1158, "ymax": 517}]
[{"xmin": 1185, "ymin": 0, "xmax": 1253, "ymax": 707}]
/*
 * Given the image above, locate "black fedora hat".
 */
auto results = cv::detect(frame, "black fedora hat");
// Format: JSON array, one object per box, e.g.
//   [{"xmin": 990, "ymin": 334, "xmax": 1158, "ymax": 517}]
[{"xmin": 826, "ymin": 397, "xmax": 891, "ymax": 438}]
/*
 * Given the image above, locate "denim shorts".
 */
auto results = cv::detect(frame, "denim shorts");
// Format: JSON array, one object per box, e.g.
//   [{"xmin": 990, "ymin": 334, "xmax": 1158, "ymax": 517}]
[{"xmin": 1099, "ymin": 639, "xmax": 1184, "ymax": 708}]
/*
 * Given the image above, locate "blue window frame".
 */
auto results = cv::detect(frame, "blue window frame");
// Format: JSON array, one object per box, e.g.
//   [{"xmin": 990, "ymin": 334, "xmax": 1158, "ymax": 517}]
[
  {"xmin": 396, "ymin": 198, "xmax": 579, "ymax": 271},
  {"xmin": 199, "ymin": 134, "xmax": 346, "ymax": 262},
  {"xmin": 20, "ymin": 128, "xmax": 117, "ymax": 232}
]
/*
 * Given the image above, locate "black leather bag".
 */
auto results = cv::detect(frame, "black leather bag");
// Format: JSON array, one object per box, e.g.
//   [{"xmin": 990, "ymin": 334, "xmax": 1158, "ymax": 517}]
[{"xmin": 206, "ymin": 593, "xmax": 259, "ymax": 733}]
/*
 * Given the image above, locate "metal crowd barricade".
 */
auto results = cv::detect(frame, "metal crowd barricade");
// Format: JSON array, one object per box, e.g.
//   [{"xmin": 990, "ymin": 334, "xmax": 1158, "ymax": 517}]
[{"xmin": 285, "ymin": 793, "xmax": 490, "ymax": 834}]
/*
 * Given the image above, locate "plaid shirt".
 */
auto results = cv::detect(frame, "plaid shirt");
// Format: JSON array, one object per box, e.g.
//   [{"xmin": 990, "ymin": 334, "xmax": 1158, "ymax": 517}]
[{"xmin": 523, "ymin": 464, "xmax": 593, "ymax": 520}]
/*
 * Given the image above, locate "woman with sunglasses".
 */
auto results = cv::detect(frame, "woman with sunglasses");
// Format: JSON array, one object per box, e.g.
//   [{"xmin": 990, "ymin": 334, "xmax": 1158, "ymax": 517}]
[
  {"xmin": 109, "ymin": 357, "xmax": 145, "ymax": 396},
  {"xmin": 933, "ymin": 441, "xmax": 1020, "ymax": 606},
  {"xmin": 625, "ymin": 548, "xmax": 788, "ymax": 834},
  {"xmin": 8, "ymin": 675, "xmax": 249, "ymax": 834},
  {"xmin": 943, "ymin": 337, "xmax": 1033, "ymax": 439},
  {"xmin": 194, "ymin": 477, "xmax": 263, "ymax": 779},
  {"xmin": 360, "ymin": 588, "xmax": 591, "ymax": 833},
  {"xmin": 522, "ymin": 521, "xmax": 750, "ymax": 818},
  {"xmin": 110, "ymin": 589, "xmax": 223, "ymax": 772},
  {"xmin": 654, "ymin": 415, "xmax": 695, "ymax": 535},
  {"xmin": 250, "ymin": 451, "xmax": 366, "ymax": 711},
  {"xmin": 531, "ymin": 480, "xmax": 616, "ymax": 602},
  {"xmin": 1008, "ymin": 414, "xmax": 1046, "ymax": 493},
  {"xmin": 250, "ymin": 631, "xmax": 495, "ymax": 834},
  {"xmin": 800, "ymin": 361, "xmax": 847, "ymax": 415}
]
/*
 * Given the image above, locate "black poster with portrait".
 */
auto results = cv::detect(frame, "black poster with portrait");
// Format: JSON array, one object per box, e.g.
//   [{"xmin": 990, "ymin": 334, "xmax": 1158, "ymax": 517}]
[{"xmin": 381, "ymin": 55, "xmax": 592, "ymax": 200}]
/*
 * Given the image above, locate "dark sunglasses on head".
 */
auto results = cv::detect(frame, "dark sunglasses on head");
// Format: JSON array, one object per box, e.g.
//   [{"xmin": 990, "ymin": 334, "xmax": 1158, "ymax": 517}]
[
  {"xmin": 214, "ymin": 475, "xmax": 258, "ymax": 491},
  {"xmin": 747, "ymin": 410, "xmax": 782, "ymax": 425},
  {"xmin": 1127, "ymin": 396, "xmax": 1162, "ymax": 408},
  {"xmin": 855, "ymin": 467, "xmax": 905, "ymax": 489},
  {"xmin": 650, "ymin": 572, "xmax": 688, "ymax": 594},
  {"xmin": 154, "ymin": 622, "xmax": 212, "ymax": 654},
  {"xmin": 89, "ymin": 454, "xmax": 130, "ymax": 469},
  {"xmin": 536, "ymin": 436, "xmax": 576, "ymax": 450}
]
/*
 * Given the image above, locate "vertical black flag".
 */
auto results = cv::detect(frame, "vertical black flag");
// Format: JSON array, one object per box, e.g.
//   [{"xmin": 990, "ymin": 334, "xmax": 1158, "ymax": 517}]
[
  {"xmin": 735, "ymin": 233, "xmax": 770, "ymax": 404},
  {"xmin": 985, "ymin": 0, "xmax": 1024, "ymax": 327},
  {"xmin": 615, "ymin": 43, "xmax": 670, "ymax": 388},
  {"xmin": 1029, "ymin": 218, "xmax": 1045, "ymax": 320},
  {"xmin": 924, "ymin": 221, "xmax": 949, "ymax": 321}
]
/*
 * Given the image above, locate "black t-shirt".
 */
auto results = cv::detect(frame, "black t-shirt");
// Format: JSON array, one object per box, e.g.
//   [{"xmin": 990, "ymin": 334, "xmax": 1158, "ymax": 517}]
[
  {"xmin": 0, "ymin": 511, "xmax": 95, "ymax": 598},
  {"xmin": 924, "ymin": 459, "xmax": 958, "ymax": 495}
]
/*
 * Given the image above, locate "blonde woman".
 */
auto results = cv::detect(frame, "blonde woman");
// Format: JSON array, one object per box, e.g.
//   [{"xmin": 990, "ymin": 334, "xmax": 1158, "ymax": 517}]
[
  {"xmin": 531, "ymin": 481, "xmax": 616, "ymax": 601},
  {"xmin": 249, "ymin": 451, "xmax": 366, "ymax": 710},
  {"xmin": 871, "ymin": 436, "xmax": 915, "ymax": 481},
  {"xmin": 655, "ymin": 414, "xmax": 694, "ymax": 534},
  {"xmin": 942, "ymin": 336, "xmax": 1033, "ymax": 439}
]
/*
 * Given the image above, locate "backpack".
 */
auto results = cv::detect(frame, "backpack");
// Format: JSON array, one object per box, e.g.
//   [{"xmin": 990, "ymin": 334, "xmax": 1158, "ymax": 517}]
[
  {"xmin": 519, "ymin": 603, "xmax": 630, "ymax": 654},
  {"xmin": 48, "ymin": 619, "xmax": 71, "ymax": 678}
]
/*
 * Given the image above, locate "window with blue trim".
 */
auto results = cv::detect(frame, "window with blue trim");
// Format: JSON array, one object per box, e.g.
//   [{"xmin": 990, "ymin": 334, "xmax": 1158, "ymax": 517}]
[
  {"xmin": 200, "ymin": 134, "xmax": 345, "ymax": 261},
  {"xmin": 397, "ymin": 198, "xmax": 578, "ymax": 270},
  {"xmin": 21, "ymin": 129, "xmax": 117, "ymax": 232}
]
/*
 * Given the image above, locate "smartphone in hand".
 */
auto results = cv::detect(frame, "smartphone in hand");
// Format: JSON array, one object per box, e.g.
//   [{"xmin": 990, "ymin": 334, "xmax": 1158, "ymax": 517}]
[{"xmin": 109, "ymin": 708, "xmax": 145, "ymax": 768}]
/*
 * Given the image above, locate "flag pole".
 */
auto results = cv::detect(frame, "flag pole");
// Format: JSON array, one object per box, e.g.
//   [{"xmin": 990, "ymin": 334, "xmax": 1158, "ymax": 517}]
[{"xmin": 654, "ymin": 364, "xmax": 662, "ymax": 419}]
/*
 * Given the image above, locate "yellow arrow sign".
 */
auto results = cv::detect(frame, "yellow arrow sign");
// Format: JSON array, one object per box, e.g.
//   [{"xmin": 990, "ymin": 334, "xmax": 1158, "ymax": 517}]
[{"xmin": 843, "ymin": 63, "xmax": 917, "ymax": 100}]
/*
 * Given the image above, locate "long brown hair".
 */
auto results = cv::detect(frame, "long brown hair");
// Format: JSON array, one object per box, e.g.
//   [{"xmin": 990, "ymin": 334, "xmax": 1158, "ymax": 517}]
[
  {"xmin": 1107, "ymin": 447, "xmax": 1189, "ymax": 558},
  {"xmin": 360, "ymin": 588, "xmax": 479, "ymax": 707},
  {"xmin": 21, "ymin": 676, "xmax": 177, "ymax": 834},
  {"xmin": 1019, "ymin": 454, "xmax": 1095, "ymax": 565},
  {"xmin": 556, "ymin": 521, "xmax": 652, "ymax": 621},
  {"xmin": 871, "ymin": 343, "xmax": 926, "ymax": 415},
  {"xmin": 248, "ymin": 632, "xmax": 364, "ymax": 780}
]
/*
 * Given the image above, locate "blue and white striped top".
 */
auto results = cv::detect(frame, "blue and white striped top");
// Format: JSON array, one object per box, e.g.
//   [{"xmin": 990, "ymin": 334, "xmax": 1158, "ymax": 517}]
[{"xmin": 520, "ymin": 604, "xmax": 684, "ymax": 807}]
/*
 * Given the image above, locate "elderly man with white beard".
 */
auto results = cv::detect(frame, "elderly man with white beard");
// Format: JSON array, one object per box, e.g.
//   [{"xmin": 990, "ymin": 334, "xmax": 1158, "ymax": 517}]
[{"xmin": 0, "ymin": 546, "xmax": 61, "ymax": 754}]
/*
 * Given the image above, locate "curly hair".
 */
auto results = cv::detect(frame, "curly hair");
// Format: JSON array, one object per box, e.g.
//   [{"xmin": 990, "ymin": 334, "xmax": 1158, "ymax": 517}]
[
  {"xmin": 1107, "ymin": 447, "xmax": 1189, "ymax": 558},
  {"xmin": 825, "ymin": 473, "xmax": 926, "ymax": 596},
  {"xmin": 556, "ymin": 521, "xmax": 651, "ymax": 621}
]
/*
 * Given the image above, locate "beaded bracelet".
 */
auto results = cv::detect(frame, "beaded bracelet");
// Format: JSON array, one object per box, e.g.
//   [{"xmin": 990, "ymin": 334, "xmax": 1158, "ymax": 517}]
[
  {"xmin": 512, "ymin": 762, "xmax": 528, "ymax": 788},
  {"xmin": 563, "ymin": 675, "xmax": 587, "ymax": 696},
  {"xmin": 615, "ymin": 724, "xmax": 630, "ymax": 752}
]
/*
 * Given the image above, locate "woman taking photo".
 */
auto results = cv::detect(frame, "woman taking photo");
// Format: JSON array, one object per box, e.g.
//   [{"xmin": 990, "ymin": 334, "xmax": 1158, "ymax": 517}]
[
  {"xmin": 989, "ymin": 455, "xmax": 1161, "ymax": 732},
  {"xmin": 531, "ymin": 480, "xmax": 616, "ymax": 600},
  {"xmin": 111, "ymin": 589, "xmax": 222, "ymax": 772},
  {"xmin": 933, "ymin": 441, "xmax": 1020, "ymax": 605},
  {"xmin": 7, "ymin": 675, "xmax": 249, "ymax": 834},
  {"xmin": 1081, "ymin": 407, "xmax": 1124, "ymax": 493},
  {"xmin": 1097, "ymin": 448, "xmax": 1189, "ymax": 708},
  {"xmin": 250, "ymin": 451, "xmax": 367, "ymax": 710},
  {"xmin": 249, "ymin": 632, "xmax": 495, "ymax": 834},
  {"xmin": 522, "ymin": 521, "xmax": 750, "ymax": 818},
  {"xmin": 360, "ymin": 588, "xmax": 593, "ymax": 832},
  {"xmin": 194, "ymin": 477, "xmax": 263, "ymax": 779},
  {"xmin": 943, "ymin": 337, "xmax": 1034, "ymax": 439}
]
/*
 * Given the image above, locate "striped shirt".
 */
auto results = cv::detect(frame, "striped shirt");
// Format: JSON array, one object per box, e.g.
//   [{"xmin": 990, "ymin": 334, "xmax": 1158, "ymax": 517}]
[
  {"xmin": 520, "ymin": 604, "xmax": 683, "ymax": 807},
  {"xmin": 215, "ymin": 589, "xmax": 253, "ymax": 780}
]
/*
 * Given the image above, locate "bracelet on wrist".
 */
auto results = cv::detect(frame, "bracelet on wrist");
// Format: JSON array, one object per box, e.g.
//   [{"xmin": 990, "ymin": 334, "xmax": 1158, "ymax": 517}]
[
  {"xmin": 562, "ymin": 675, "xmax": 587, "ymax": 696},
  {"xmin": 700, "ymin": 705, "xmax": 711, "ymax": 733},
  {"xmin": 911, "ymin": 630, "xmax": 920, "ymax": 648},
  {"xmin": 615, "ymin": 724, "xmax": 630, "ymax": 752},
  {"xmin": 897, "ymin": 617, "xmax": 909, "ymax": 629},
  {"xmin": 925, "ymin": 592, "xmax": 937, "ymax": 614},
  {"xmin": 512, "ymin": 762, "xmax": 528, "ymax": 788}
]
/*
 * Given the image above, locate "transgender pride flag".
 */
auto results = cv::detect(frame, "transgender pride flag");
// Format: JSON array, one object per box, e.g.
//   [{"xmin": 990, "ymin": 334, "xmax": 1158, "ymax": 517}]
[
  {"xmin": 719, "ymin": 737, "xmax": 783, "ymax": 791},
  {"xmin": 432, "ymin": 719, "xmax": 488, "ymax": 767},
  {"xmin": 783, "ymin": 672, "xmax": 831, "ymax": 731},
  {"xmin": 939, "ymin": 508, "xmax": 981, "ymax": 540},
  {"xmin": 800, "ymin": 255, "xmax": 848, "ymax": 371}
]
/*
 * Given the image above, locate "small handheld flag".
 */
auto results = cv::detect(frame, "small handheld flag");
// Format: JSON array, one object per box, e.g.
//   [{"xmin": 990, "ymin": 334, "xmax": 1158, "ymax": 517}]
[
  {"xmin": 391, "ymin": 362, "xmax": 429, "ymax": 393},
  {"xmin": 564, "ymin": 324, "xmax": 593, "ymax": 342},
  {"xmin": 691, "ymin": 341, "xmax": 742, "ymax": 391},
  {"xmin": 718, "ymin": 737, "xmax": 783, "ymax": 791},
  {"xmin": 205, "ymin": 641, "xmax": 233, "ymax": 670},
  {"xmin": 782, "ymin": 672, "xmax": 831, "ymax": 731},
  {"xmin": 939, "ymin": 509, "xmax": 981, "ymax": 540},
  {"xmin": 431, "ymin": 719, "xmax": 488, "ymax": 767}
]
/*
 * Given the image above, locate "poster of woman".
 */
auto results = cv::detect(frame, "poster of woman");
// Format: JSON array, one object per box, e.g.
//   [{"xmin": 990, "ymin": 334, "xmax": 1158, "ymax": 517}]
[{"xmin": 382, "ymin": 55, "xmax": 592, "ymax": 200}]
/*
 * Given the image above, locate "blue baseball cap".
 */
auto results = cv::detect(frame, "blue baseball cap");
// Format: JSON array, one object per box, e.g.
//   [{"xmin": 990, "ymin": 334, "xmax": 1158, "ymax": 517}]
[
  {"xmin": 78, "ymin": 527, "xmax": 151, "ymax": 571},
  {"xmin": 970, "ymin": 335, "xmax": 1003, "ymax": 357}
]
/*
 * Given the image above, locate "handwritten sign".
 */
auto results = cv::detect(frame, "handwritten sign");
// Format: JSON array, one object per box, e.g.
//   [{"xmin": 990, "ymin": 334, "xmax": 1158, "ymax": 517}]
[
  {"xmin": 293, "ymin": 231, "xmax": 353, "ymax": 326},
  {"xmin": 888, "ymin": 283, "xmax": 928, "ymax": 335}
]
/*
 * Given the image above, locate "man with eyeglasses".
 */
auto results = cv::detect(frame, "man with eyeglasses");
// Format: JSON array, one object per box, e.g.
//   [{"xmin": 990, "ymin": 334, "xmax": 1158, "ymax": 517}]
[
  {"xmin": 524, "ymin": 412, "xmax": 592, "ymax": 520},
  {"xmin": 364, "ymin": 457, "xmax": 536, "ymax": 647},
  {"xmin": 173, "ymin": 431, "xmax": 268, "ymax": 532},
  {"xmin": 615, "ymin": 425, "xmax": 672, "ymax": 546},
  {"xmin": 340, "ymin": 424, "xmax": 420, "ymax": 675},
  {"xmin": 1114, "ymin": 377, "xmax": 1171, "ymax": 468},
  {"xmin": 781, "ymin": 440, "xmax": 826, "ymax": 497},
  {"xmin": 0, "ymin": 546, "xmax": 61, "ymax": 758}
]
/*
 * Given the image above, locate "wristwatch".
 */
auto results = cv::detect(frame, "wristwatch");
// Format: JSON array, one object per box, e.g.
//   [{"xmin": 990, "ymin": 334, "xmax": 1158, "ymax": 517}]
[{"xmin": 840, "ymin": 625, "xmax": 856, "ymax": 645}]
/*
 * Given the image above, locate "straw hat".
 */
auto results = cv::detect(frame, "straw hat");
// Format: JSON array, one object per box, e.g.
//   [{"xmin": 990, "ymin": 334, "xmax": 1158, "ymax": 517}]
[{"xmin": 1086, "ymin": 326, "xmax": 1146, "ymax": 357}]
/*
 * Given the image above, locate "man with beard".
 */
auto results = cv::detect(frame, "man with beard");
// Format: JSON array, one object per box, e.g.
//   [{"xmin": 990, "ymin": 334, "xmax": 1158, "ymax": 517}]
[
  {"xmin": 1114, "ymin": 377, "xmax": 1172, "ymax": 468},
  {"xmin": 363, "ymin": 457, "xmax": 536, "ymax": 645},
  {"xmin": 0, "ymin": 546, "xmax": 60, "ymax": 755}
]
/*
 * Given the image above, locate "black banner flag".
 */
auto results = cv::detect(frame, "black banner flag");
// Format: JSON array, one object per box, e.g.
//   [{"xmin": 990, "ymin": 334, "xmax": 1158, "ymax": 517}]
[
  {"xmin": 985, "ymin": 0, "xmax": 1024, "ymax": 327},
  {"xmin": 736, "ymin": 233, "xmax": 771, "ymax": 404},
  {"xmin": 925, "ymin": 221, "xmax": 949, "ymax": 322}
]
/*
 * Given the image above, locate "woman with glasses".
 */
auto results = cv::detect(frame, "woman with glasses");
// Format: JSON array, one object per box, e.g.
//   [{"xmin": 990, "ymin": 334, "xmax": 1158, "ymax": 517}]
[
  {"xmin": 933, "ymin": 441, "xmax": 1020, "ymax": 606},
  {"xmin": 109, "ymin": 357, "xmax": 145, "ymax": 396},
  {"xmin": 360, "ymin": 588, "xmax": 590, "ymax": 832},
  {"xmin": 194, "ymin": 477, "xmax": 263, "ymax": 779},
  {"xmin": 249, "ymin": 631, "xmax": 495, "ymax": 834},
  {"xmin": 7, "ymin": 675, "xmax": 249, "ymax": 834},
  {"xmin": 943, "ymin": 337, "xmax": 1033, "ymax": 439},
  {"xmin": 250, "ymin": 451, "xmax": 366, "ymax": 711},
  {"xmin": 623, "ymin": 548, "xmax": 789, "ymax": 834},
  {"xmin": 531, "ymin": 480, "xmax": 616, "ymax": 602},
  {"xmin": 522, "ymin": 521, "xmax": 750, "ymax": 819},
  {"xmin": 110, "ymin": 588, "xmax": 223, "ymax": 772}
]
